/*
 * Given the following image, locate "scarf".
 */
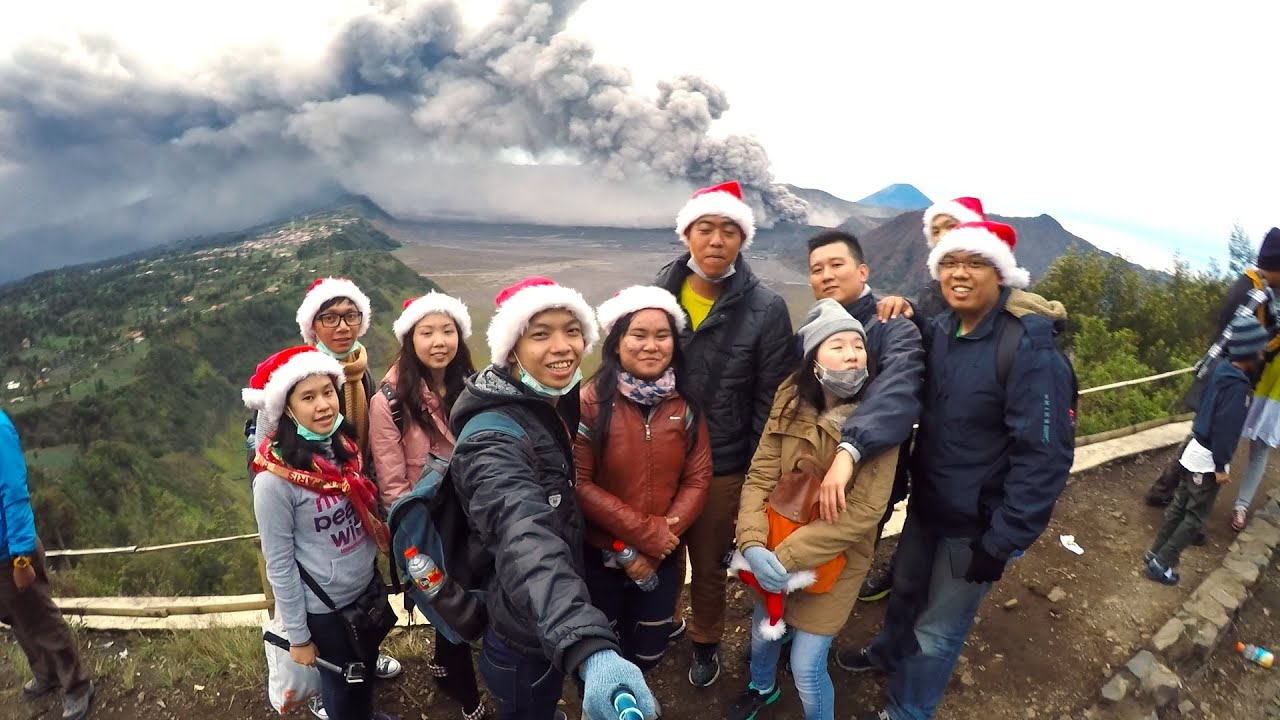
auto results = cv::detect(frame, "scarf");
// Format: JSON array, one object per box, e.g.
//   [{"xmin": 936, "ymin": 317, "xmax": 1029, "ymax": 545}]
[
  {"xmin": 618, "ymin": 368, "xmax": 677, "ymax": 406},
  {"xmin": 254, "ymin": 435, "xmax": 390, "ymax": 554},
  {"xmin": 337, "ymin": 345, "xmax": 370, "ymax": 451}
]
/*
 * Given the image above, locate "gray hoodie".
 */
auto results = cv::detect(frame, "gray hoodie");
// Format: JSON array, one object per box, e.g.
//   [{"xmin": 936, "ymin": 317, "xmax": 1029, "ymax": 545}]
[{"xmin": 253, "ymin": 468, "xmax": 377, "ymax": 645}]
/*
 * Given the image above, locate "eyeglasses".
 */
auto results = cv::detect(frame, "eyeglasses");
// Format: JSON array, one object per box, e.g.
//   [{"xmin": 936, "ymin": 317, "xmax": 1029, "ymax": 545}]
[
  {"xmin": 316, "ymin": 311, "xmax": 363, "ymax": 328},
  {"xmin": 939, "ymin": 259, "xmax": 995, "ymax": 272}
]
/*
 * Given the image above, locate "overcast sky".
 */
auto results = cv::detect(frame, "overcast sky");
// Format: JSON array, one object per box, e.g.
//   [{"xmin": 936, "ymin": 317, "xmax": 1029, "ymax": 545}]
[{"xmin": 3, "ymin": 1, "xmax": 1276, "ymax": 272}]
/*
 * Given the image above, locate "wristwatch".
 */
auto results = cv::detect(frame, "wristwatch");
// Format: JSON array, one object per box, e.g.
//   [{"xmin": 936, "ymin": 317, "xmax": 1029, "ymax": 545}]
[{"xmin": 12, "ymin": 556, "xmax": 31, "ymax": 569}]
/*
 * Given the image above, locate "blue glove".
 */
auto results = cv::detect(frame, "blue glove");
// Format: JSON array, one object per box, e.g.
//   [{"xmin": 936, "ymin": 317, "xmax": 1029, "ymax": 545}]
[
  {"xmin": 580, "ymin": 649, "xmax": 657, "ymax": 720},
  {"xmin": 744, "ymin": 546, "xmax": 788, "ymax": 593}
]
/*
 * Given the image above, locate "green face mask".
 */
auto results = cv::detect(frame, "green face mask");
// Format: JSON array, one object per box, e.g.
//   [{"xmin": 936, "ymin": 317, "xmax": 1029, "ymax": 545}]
[
  {"xmin": 294, "ymin": 412, "xmax": 344, "ymax": 442},
  {"xmin": 516, "ymin": 360, "xmax": 582, "ymax": 398},
  {"xmin": 317, "ymin": 340, "xmax": 360, "ymax": 361}
]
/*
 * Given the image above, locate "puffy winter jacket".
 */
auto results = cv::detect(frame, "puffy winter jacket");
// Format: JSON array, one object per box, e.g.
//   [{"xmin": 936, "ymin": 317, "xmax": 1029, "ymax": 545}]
[
  {"xmin": 574, "ymin": 381, "xmax": 712, "ymax": 559},
  {"xmin": 448, "ymin": 366, "xmax": 618, "ymax": 673},
  {"xmin": 369, "ymin": 366, "xmax": 456, "ymax": 510},
  {"xmin": 655, "ymin": 255, "xmax": 798, "ymax": 475}
]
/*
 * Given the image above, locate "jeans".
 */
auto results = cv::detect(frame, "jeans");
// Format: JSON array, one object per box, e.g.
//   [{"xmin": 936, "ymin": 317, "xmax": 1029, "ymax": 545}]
[
  {"xmin": 1152, "ymin": 468, "xmax": 1221, "ymax": 566},
  {"xmin": 867, "ymin": 513, "xmax": 995, "ymax": 720},
  {"xmin": 307, "ymin": 611, "xmax": 380, "ymax": 720},
  {"xmin": 1235, "ymin": 437, "xmax": 1271, "ymax": 510},
  {"xmin": 748, "ymin": 605, "xmax": 834, "ymax": 720},
  {"xmin": 584, "ymin": 548, "xmax": 682, "ymax": 671},
  {"xmin": 478, "ymin": 630, "xmax": 565, "ymax": 720}
]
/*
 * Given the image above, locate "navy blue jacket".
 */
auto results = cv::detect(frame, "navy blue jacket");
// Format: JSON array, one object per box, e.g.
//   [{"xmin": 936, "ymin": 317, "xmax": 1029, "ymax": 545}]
[
  {"xmin": 1191, "ymin": 360, "xmax": 1251, "ymax": 472},
  {"xmin": 910, "ymin": 288, "xmax": 1075, "ymax": 559},
  {"xmin": 840, "ymin": 291, "xmax": 925, "ymax": 461}
]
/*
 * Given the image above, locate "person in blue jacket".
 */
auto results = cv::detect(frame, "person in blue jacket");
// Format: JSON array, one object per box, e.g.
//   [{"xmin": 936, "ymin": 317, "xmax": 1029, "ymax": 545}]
[
  {"xmin": 0, "ymin": 410, "xmax": 94, "ymax": 720},
  {"xmin": 845, "ymin": 222, "xmax": 1075, "ymax": 720}
]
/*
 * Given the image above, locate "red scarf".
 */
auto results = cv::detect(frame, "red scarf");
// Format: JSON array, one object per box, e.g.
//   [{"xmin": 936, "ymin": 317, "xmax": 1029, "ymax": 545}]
[{"xmin": 254, "ymin": 435, "xmax": 390, "ymax": 555}]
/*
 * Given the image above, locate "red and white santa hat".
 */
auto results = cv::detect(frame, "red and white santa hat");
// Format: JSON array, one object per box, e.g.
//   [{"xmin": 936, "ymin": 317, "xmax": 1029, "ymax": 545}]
[
  {"xmin": 595, "ymin": 285, "xmax": 687, "ymax": 338},
  {"xmin": 675, "ymin": 180, "xmax": 757, "ymax": 249},
  {"xmin": 242, "ymin": 346, "xmax": 345, "ymax": 422},
  {"xmin": 393, "ymin": 292, "xmax": 472, "ymax": 344},
  {"xmin": 728, "ymin": 550, "xmax": 817, "ymax": 641},
  {"xmin": 927, "ymin": 220, "xmax": 1031, "ymax": 289},
  {"xmin": 296, "ymin": 277, "xmax": 373, "ymax": 344},
  {"xmin": 486, "ymin": 277, "xmax": 599, "ymax": 366},
  {"xmin": 922, "ymin": 197, "xmax": 986, "ymax": 247}
]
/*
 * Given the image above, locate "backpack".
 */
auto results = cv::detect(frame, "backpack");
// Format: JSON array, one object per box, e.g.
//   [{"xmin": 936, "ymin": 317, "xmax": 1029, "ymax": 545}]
[
  {"xmin": 386, "ymin": 410, "xmax": 530, "ymax": 645},
  {"xmin": 995, "ymin": 312, "xmax": 1081, "ymax": 432}
]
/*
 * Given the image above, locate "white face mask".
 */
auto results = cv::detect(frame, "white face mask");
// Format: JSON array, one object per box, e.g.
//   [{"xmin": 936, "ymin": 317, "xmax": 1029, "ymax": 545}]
[
  {"xmin": 516, "ymin": 360, "xmax": 582, "ymax": 398},
  {"xmin": 687, "ymin": 256, "xmax": 736, "ymax": 284},
  {"xmin": 814, "ymin": 363, "xmax": 869, "ymax": 399}
]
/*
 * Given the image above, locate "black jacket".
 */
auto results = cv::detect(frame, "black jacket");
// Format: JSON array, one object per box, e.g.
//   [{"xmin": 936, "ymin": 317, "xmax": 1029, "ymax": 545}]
[
  {"xmin": 1191, "ymin": 360, "xmax": 1251, "ymax": 472},
  {"xmin": 448, "ymin": 366, "xmax": 617, "ymax": 673},
  {"xmin": 656, "ymin": 255, "xmax": 797, "ymax": 475},
  {"xmin": 840, "ymin": 291, "xmax": 925, "ymax": 461}
]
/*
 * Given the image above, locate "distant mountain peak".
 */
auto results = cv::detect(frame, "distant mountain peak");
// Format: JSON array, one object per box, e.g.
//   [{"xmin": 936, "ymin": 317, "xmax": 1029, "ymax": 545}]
[{"xmin": 856, "ymin": 184, "xmax": 933, "ymax": 211}]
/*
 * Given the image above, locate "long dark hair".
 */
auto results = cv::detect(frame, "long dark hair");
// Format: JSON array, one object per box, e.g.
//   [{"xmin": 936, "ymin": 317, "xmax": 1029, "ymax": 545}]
[
  {"xmin": 390, "ymin": 325, "xmax": 476, "ymax": 433},
  {"xmin": 781, "ymin": 341, "xmax": 879, "ymax": 423},
  {"xmin": 275, "ymin": 378, "xmax": 358, "ymax": 470},
  {"xmin": 586, "ymin": 310, "xmax": 699, "ymax": 463}
]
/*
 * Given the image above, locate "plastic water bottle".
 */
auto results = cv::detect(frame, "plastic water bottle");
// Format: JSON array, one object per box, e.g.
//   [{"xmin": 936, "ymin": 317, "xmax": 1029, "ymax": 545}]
[
  {"xmin": 404, "ymin": 546, "xmax": 444, "ymax": 601},
  {"xmin": 1237, "ymin": 642, "xmax": 1275, "ymax": 668},
  {"xmin": 612, "ymin": 688, "xmax": 644, "ymax": 720},
  {"xmin": 611, "ymin": 541, "xmax": 658, "ymax": 592}
]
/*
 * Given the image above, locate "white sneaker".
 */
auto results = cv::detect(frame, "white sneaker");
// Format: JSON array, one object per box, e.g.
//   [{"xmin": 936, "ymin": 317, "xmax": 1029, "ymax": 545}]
[
  {"xmin": 376, "ymin": 654, "xmax": 403, "ymax": 680},
  {"xmin": 308, "ymin": 696, "xmax": 329, "ymax": 720}
]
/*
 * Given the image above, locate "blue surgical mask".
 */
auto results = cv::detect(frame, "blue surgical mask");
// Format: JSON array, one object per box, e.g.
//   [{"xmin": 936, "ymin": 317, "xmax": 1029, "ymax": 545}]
[
  {"xmin": 294, "ymin": 412, "xmax": 344, "ymax": 442},
  {"xmin": 516, "ymin": 360, "xmax": 582, "ymax": 398}
]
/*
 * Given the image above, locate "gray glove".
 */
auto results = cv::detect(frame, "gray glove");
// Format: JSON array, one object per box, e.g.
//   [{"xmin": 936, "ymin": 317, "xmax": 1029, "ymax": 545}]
[{"xmin": 580, "ymin": 649, "xmax": 657, "ymax": 720}]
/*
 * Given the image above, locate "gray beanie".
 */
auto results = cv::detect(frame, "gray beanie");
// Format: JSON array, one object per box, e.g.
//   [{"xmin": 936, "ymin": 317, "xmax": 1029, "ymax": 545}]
[
  {"xmin": 797, "ymin": 299, "xmax": 866, "ymax": 357},
  {"xmin": 1228, "ymin": 313, "xmax": 1269, "ymax": 360}
]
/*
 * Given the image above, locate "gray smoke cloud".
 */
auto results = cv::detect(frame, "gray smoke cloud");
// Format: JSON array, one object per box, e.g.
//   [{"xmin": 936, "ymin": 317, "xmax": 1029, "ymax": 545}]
[{"xmin": 0, "ymin": 0, "xmax": 807, "ymax": 281}]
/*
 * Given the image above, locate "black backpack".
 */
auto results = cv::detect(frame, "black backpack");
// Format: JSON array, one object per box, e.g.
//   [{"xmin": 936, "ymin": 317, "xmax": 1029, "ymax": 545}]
[{"xmin": 994, "ymin": 312, "xmax": 1080, "ymax": 432}]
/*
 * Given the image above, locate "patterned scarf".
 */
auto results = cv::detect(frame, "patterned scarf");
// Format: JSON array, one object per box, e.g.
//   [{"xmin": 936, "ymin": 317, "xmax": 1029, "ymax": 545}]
[
  {"xmin": 254, "ymin": 435, "xmax": 390, "ymax": 554},
  {"xmin": 618, "ymin": 368, "xmax": 677, "ymax": 406}
]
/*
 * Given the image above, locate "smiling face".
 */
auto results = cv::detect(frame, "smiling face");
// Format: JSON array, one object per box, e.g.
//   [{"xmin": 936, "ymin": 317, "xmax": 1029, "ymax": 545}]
[
  {"xmin": 412, "ymin": 312, "xmax": 460, "ymax": 374},
  {"xmin": 618, "ymin": 308, "xmax": 676, "ymax": 380},
  {"xmin": 312, "ymin": 298, "xmax": 359, "ymax": 355},
  {"xmin": 510, "ymin": 308, "xmax": 585, "ymax": 390},
  {"xmin": 286, "ymin": 374, "xmax": 341, "ymax": 436},
  {"xmin": 814, "ymin": 330, "xmax": 867, "ymax": 373},
  {"xmin": 808, "ymin": 240, "xmax": 869, "ymax": 305},
  {"xmin": 939, "ymin": 251, "xmax": 1001, "ymax": 317},
  {"xmin": 686, "ymin": 215, "xmax": 744, "ymax": 278}
]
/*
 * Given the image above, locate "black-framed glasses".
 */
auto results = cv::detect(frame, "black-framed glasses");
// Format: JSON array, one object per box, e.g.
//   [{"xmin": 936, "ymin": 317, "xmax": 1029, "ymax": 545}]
[
  {"xmin": 938, "ymin": 259, "xmax": 995, "ymax": 272},
  {"xmin": 316, "ymin": 311, "xmax": 363, "ymax": 328}
]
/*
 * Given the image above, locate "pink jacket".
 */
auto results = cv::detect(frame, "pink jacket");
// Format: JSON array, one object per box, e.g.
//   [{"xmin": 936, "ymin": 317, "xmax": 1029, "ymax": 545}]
[{"xmin": 369, "ymin": 366, "xmax": 456, "ymax": 510}]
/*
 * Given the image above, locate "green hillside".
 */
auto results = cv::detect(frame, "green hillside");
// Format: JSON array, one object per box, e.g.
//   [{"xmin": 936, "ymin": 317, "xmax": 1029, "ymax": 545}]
[{"xmin": 1, "ymin": 214, "xmax": 442, "ymax": 597}]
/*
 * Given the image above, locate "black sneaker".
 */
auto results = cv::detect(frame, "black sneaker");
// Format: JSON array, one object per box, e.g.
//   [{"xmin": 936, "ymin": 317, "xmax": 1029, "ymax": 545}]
[
  {"xmin": 1145, "ymin": 557, "xmax": 1179, "ymax": 586},
  {"xmin": 689, "ymin": 642, "xmax": 721, "ymax": 687},
  {"xmin": 835, "ymin": 646, "xmax": 881, "ymax": 674},
  {"xmin": 858, "ymin": 566, "xmax": 892, "ymax": 602},
  {"xmin": 724, "ymin": 683, "xmax": 781, "ymax": 720}
]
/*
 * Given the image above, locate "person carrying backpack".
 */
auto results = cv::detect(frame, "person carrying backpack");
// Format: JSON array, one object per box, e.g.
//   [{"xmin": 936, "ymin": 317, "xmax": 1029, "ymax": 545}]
[
  {"xmin": 726, "ymin": 299, "xmax": 898, "ymax": 720},
  {"xmin": 449, "ymin": 277, "xmax": 657, "ymax": 720},
  {"xmin": 369, "ymin": 292, "xmax": 488, "ymax": 719},
  {"xmin": 574, "ymin": 286, "xmax": 712, "ymax": 679},
  {"xmin": 246, "ymin": 346, "xmax": 396, "ymax": 720}
]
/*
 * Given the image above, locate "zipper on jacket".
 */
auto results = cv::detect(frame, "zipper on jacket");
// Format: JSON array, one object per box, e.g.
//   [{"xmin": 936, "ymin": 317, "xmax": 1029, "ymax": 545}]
[{"xmin": 645, "ymin": 417, "xmax": 651, "ymax": 441}]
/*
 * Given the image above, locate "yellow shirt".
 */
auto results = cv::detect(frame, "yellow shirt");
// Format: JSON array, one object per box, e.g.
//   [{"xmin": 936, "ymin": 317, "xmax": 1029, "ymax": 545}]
[{"xmin": 680, "ymin": 278, "xmax": 715, "ymax": 331}]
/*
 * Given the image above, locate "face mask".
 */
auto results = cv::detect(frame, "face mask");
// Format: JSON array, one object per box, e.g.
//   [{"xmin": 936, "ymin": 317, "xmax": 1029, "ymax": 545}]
[
  {"xmin": 814, "ymin": 363, "xmax": 869, "ymax": 400},
  {"xmin": 686, "ymin": 256, "xmax": 736, "ymax": 284},
  {"xmin": 317, "ymin": 340, "xmax": 360, "ymax": 361},
  {"xmin": 293, "ymin": 412, "xmax": 344, "ymax": 442},
  {"xmin": 516, "ymin": 360, "xmax": 582, "ymax": 398}
]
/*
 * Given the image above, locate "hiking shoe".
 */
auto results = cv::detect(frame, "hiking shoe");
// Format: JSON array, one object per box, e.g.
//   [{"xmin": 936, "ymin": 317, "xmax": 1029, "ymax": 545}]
[
  {"xmin": 1145, "ymin": 557, "xmax": 1179, "ymax": 586},
  {"xmin": 668, "ymin": 617, "xmax": 687, "ymax": 640},
  {"xmin": 62, "ymin": 682, "xmax": 94, "ymax": 720},
  {"xmin": 1232, "ymin": 507, "xmax": 1248, "ymax": 532},
  {"xmin": 725, "ymin": 683, "xmax": 781, "ymax": 720},
  {"xmin": 309, "ymin": 696, "xmax": 329, "ymax": 720},
  {"xmin": 22, "ymin": 677, "xmax": 57, "ymax": 699},
  {"xmin": 689, "ymin": 642, "xmax": 721, "ymax": 687},
  {"xmin": 858, "ymin": 566, "xmax": 892, "ymax": 602},
  {"xmin": 376, "ymin": 653, "xmax": 402, "ymax": 679},
  {"xmin": 835, "ymin": 646, "xmax": 881, "ymax": 674}
]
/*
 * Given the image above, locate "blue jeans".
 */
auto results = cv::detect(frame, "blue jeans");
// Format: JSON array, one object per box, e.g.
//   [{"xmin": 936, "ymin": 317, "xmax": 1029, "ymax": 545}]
[
  {"xmin": 867, "ymin": 514, "xmax": 996, "ymax": 720},
  {"xmin": 478, "ymin": 631, "xmax": 565, "ymax": 720},
  {"xmin": 1235, "ymin": 437, "xmax": 1272, "ymax": 510},
  {"xmin": 749, "ymin": 605, "xmax": 835, "ymax": 720}
]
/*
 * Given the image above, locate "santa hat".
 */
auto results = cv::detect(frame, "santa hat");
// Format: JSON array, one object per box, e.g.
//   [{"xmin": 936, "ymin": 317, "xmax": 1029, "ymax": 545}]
[
  {"xmin": 922, "ymin": 197, "xmax": 986, "ymax": 247},
  {"xmin": 675, "ymin": 180, "xmax": 757, "ymax": 249},
  {"xmin": 242, "ymin": 346, "xmax": 345, "ymax": 422},
  {"xmin": 393, "ymin": 292, "xmax": 472, "ymax": 344},
  {"xmin": 296, "ymin": 277, "xmax": 372, "ymax": 344},
  {"xmin": 486, "ymin": 277, "xmax": 599, "ymax": 366},
  {"xmin": 728, "ymin": 550, "xmax": 817, "ymax": 641},
  {"xmin": 926, "ymin": 221, "xmax": 1031, "ymax": 289},
  {"xmin": 595, "ymin": 285, "xmax": 687, "ymax": 338}
]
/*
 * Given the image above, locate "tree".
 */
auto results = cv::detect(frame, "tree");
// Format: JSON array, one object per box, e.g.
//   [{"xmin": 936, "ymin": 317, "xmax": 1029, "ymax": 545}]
[{"xmin": 1229, "ymin": 222, "xmax": 1254, "ymax": 276}]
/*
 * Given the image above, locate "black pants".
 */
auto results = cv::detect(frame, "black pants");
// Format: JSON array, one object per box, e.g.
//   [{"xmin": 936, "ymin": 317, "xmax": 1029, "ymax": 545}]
[
  {"xmin": 1146, "ymin": 436, "xmax": 1194, "ymax": 506},
  {"xmin": 584, "ymin": 549, "xmax": 682, "ymax": 672},
  {"xmin": 308, "ymin": 611, "xmax": 380, "ymax": 720},
  {"xmin": 432, "ymin": 628, "xmax": 483, "ymax": 714},
  {"xmin": 1150, "ymin": 466, "xmax": 1221, "ymax": 567}
]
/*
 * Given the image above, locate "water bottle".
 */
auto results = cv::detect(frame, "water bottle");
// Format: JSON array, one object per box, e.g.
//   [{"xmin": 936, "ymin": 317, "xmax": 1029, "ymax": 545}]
[
  {"xmin": 404, "ymin": 546, "xmax": 444, "ymax": 601},
  {"xmin": 611, "ymin": 541, "xmax": 658, "ymax": 592},
  {"xmin": 612, "ymin": 687, "xmax": 644, "ymax": 720},
  {"xmin": 1237, "ymin": 642, "xmax": 1275, "ymax": 668}
]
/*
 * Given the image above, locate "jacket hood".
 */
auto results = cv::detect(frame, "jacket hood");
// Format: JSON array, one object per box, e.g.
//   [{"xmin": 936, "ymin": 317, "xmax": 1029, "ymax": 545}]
[
  {"xmin": 450, "ymin": 365, "xmax": 578, "ymax": 435},
  {"xmin": 1004, "ymin": 288, "xmax": 1067, "ymax": 322},
  {"xmin": 655, "ymin": 253, "xmax": 761, "ymax": 304}
]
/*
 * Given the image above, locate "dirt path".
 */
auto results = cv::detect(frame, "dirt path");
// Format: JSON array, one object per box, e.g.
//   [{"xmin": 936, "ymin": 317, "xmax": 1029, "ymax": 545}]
[{"xmin": 3, "ymin": 444, "xmax": 1277, "ymax": 720}]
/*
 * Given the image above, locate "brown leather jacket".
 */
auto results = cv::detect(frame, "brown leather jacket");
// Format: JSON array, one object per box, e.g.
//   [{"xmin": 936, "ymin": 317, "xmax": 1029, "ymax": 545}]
[{"xmin": 574, "ymin": 381, "xmax": 712, "ymax": 560}]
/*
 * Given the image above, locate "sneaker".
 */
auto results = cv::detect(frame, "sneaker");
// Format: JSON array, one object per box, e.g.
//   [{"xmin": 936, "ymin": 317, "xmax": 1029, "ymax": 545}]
[
  {"xmin": 1232, "ymin": 506, "xmax": 1248, "ymax": 532},
  {"xmin": 835, "ymin": 646, "xmax": 881, "ymax": 674},
  {"xmin": 857, "ymin": 711, "xmax": 892, "ymax": 720},
  {"xmin": 858, "ymin": 566, "xmax": 892, "ymax": 602},
  {"xmin": 668, "ymin": 618, "xmax": 687, "ymax": 640},
  {"xmin": 375, "ymin": 654, "xmax": 402, "ymax": 680},
  {"xmin": 22, "ymin": 677, "xmax": 57, "ymax": 700},
  {"xmin": 61, "ymin": 682, "xmax": 94, "ymax": 720},
  {"xmin": 689, "ymin": 643, "xmax": 721, "ymax": 687},
  {"xmin": 724, "ymin": 683, "xmax": 781, "ymax": 720},
  {"xmin": 462, "ymin": 699, "xmax": 491, "ymax": 720},
  {"xmin": 1143, "ymin": 550, "xmax": 1157, "ymax": 564},
  {"xmin": 1145, "ymin": 557, "xmax": 1179, "ymax": 586},
  {"xmin": 309, "ymin": 696, "xmax": 329, "ymax": 720}
]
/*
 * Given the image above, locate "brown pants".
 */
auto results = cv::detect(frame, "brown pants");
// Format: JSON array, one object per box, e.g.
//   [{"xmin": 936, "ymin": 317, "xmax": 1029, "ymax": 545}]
[
  {"xmin": 0, "ymin": 541, "xmax": 90, "ymax": 694},
  {"xmin": 681, "ymin": 473, "xmax": 744, "ymax": 645}
]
